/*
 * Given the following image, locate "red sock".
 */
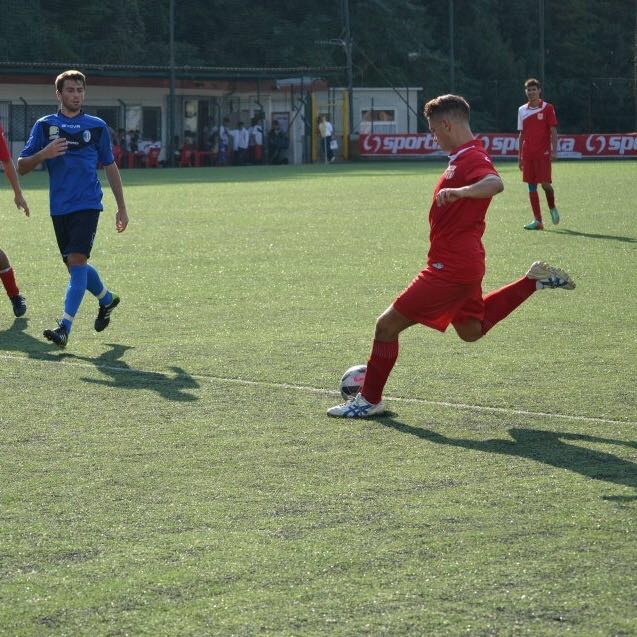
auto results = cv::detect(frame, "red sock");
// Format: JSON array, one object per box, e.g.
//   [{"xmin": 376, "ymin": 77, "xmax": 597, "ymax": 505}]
[
  {"xmin": 0, "ymin": 266, "xmax": 19, "ymax": 297},
  {"xmin": 481, "ymin": 276, "xmax": 536, "ymax": 335},
  {"xmin": 545, "ymin": 189, "xmax": 555, "ymax": 209},
  {"xmin": 529, "ymin": 191, "xmax": 542, "ymax": 222},
  {"xmin": 361, "ymin": 339, "xmax": 399, "ymax": 404}
]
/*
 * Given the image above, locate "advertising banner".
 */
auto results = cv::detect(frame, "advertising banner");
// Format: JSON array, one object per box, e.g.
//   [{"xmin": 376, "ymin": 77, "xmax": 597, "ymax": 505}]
[{"xmin": 359, "ymin": 133, "xmax": 637, "ymax": 158}]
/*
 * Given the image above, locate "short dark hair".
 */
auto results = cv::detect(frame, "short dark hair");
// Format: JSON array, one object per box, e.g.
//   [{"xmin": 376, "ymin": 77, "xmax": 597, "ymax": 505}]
[
  {"xmin": 524, "ymin": 78, "xmax": 541, "ymax": 89},
  {"xmin": 423, "ymin": 94, "xmax": 470, "ymax": 121},
  {"xmin": 56, "ymin": 70, "xmax": 86, "ymax": 92}
]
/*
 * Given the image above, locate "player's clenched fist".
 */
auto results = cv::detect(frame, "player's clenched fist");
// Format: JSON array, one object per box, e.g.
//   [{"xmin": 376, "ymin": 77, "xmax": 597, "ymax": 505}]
[{"xmin": 436, "ymin": 188, "xmax": 463, "ymax": 206}]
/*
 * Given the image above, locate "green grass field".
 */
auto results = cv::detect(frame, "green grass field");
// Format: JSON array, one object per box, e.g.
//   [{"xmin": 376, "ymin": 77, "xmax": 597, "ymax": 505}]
[{"xmin": 1, "ymin": 160, "xmax": 635, "ymax": 636}]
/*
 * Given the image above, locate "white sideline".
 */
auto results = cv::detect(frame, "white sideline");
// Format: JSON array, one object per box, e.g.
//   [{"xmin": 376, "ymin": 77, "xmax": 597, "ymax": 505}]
[{"xmin": 1, "ymin": 352, "xmax": 635, "ymax": 426}]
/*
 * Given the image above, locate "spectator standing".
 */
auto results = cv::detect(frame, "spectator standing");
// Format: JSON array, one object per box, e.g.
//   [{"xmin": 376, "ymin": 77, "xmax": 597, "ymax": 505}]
[
  {"xmin": 217, "ymin": 117, "xmax": 230, "ymax": 166},
  {"xmin": 249, "ymin": 116, "xmax": 264, "ymax": 164},
  {"xmin": 236, "ymin": 122, "xmax": 250, "ymax": 165},
  {"xmin": 318, "ymin": 114, "xmax": 334, "ymax": 163},
  {"xmin": 229, "ymin": 124, "xmax": 240, "ymax": 165},
  {"xmin": 268, "ymin": 120, "xmax": 289, "ymax": 165}
]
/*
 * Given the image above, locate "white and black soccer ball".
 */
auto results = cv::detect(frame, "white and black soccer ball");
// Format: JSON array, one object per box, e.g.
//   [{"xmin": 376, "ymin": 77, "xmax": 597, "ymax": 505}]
[{"xmin": 339, "ymin": 364, "xmax": 367, "ymax": 400}]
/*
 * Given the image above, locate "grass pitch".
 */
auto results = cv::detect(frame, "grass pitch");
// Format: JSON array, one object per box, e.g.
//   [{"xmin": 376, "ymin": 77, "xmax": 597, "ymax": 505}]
[{"xmin": 0, "ymin": 160, "xmax": 635, "ymax": 636}]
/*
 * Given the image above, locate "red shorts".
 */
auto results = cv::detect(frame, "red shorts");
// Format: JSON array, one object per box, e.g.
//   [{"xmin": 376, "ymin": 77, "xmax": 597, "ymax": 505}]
[
  {"xmin": 522, "ymin": 157, "xmax": 552, "ymax": 184},
  {"xmin": 393, "ymin": 268, "xmax": 484, "ymax": 332}
]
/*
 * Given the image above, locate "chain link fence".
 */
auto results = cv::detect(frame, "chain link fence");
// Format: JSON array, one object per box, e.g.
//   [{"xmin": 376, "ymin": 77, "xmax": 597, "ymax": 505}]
[{"xmin": 420, "ymin": 77, "xmax": 636, "ymax": 134}]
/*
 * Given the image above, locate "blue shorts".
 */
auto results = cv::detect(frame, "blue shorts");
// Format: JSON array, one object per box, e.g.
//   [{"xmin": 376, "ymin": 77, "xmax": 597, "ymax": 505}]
[{"xmin": 51, "ymin": 210, "xmax": 100, "ymax": 261}]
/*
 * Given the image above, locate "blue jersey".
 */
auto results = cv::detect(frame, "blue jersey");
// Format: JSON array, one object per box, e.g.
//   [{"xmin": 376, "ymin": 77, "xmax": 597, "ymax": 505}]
[{"xmin": 20, "ymin": 111, "xmax": 114, "ymax": 216}]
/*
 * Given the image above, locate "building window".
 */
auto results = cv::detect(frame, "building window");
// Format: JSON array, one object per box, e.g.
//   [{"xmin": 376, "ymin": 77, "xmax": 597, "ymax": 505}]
[
  {"xmin": 359, "ymin": 109, "xmax": 396, "ymax": 134},
  {"xmin": 143, "ymin": 107, "xmax": 161, "ymax": 142},
  {"xmin": 93, "ymin": 107, "xmax": 119, "ymax": 131}
]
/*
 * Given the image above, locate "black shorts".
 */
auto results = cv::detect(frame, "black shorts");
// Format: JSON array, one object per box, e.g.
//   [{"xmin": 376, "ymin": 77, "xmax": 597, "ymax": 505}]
[{"xmin": 51, "ymin": 210, "xmax": 100, "ymax": 261}]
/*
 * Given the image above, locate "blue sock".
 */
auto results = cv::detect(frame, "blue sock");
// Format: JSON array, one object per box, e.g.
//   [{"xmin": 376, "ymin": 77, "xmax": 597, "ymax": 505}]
[
  {"xmin": 61, "ymin": 265, "xmax": 88, "ymax": 333},
  {"xmin": 86, "ymin": 264, "xmax": 113, "ymax": 306}
]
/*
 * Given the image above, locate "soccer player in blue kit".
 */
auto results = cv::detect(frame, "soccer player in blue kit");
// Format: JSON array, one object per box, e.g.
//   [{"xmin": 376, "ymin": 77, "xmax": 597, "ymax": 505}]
[{"xmin": 18, "ymin": 70, "xmax": 129, "ymax": 348}]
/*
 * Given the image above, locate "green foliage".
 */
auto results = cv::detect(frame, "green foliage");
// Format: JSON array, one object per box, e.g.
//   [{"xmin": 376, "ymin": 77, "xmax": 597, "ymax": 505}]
[{"xmin": 1, "ymin": 1, "xmax": 633, "ymax": 81}]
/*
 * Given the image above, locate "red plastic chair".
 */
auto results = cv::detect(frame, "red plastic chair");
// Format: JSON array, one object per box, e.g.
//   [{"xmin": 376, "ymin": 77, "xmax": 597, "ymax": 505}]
[
  {"xmin": 178, "ymin": 147, "xmax": 195, "ymax": 167},
  {"xmin": 145, "ymin": 147, "xmax": 161, "ymax": 168},
  {"xmin": 112, "ymin": 145, "xmax": 124, "ymax": 168}
]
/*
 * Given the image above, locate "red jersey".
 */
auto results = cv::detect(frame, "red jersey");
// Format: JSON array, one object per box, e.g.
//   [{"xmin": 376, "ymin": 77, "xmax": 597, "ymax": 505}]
[
  {"xmin": 517, "ymin": 100, "xmax": 557, "ymax": 160},
  {"xmin": 0, "ymin": 126, "xmax": 10, "ymax": 162},
  {"xmin": 427, "ymin": 139, "xmax": 499, "ymax": 283}
]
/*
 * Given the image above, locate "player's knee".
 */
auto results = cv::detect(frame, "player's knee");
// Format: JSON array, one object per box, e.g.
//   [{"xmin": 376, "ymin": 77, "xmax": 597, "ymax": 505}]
[
  {"xmin": 528, "ymin": 183, "xmax": 537, "ymax": 193},
  {"xmin": 67, "ymin": 253, "xmax": 88, "ymax": 266},
  {"xmin": 454, "ymin": 321, "xmax": 483, "ymax": 343},
  {"xmin": 374, "ymin": 314, "xmax": 398, "ymax": 341}
]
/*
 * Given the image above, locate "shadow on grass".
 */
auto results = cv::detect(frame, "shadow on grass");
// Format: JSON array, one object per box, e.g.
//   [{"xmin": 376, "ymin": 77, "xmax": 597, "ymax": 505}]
[
  {"xmin": 376, "ymin": 415, "xmax": 637, "ymax": 501},
  {"xmin": 0, "ymin": 319, "xmax": 199, "ymax": 402},
  {"xmin": 73, "ymin": 343, "xmax": 200, "ymax": 403},
  {"xmin": 0, "ymin": 317, "xmax": 63, "ymax": 362},
  {"xmin": 550, "ymin": 228, "xmax": 637, "ymax": 243}
]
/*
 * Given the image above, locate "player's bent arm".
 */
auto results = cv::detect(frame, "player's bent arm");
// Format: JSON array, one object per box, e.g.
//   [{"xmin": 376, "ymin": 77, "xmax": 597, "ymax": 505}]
[
  {"xmin": 436, "ymin": 175, "xmax": 503, "ymax": 206},
  {"xmin": 17, "ymin": 152, "xmax": 43, "ymax": 175},
  {"xmin": 461, "ymin": 174, "xmax": 504, "ymax": 199},
  {"xmin": 18, "ymin": 138, "xmax": 67, "ymax": 175}
]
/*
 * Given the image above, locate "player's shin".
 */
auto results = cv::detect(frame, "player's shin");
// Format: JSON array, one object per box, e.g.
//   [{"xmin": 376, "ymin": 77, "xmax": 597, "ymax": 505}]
[
  {"xmin": 62, "ymin": 264, "xmax": 88, "ymax": 332},
  {"xmin": 481, "ymin": 277, "xmax": 536, "ymax": 335},
  {"xmin": 86, "ymin": 264, "xmax": 113, "ymax": 306},
  {"xmin": 361, "ymin": 339, "xmax": 399, "ymax": 404}
]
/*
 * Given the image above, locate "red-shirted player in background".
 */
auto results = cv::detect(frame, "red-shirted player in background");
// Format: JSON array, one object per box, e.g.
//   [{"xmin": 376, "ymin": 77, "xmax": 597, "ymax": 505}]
[
  {"xmin": 328, "ymin": 94, "xmax": 575, "ymax": 418},
  {"xmin": 0, "ymin": 124, "xmax": 29, "ymax": 317},
  {"xmin": 518, "ymin": 78, "xmax": 560, "ymax": 230}
]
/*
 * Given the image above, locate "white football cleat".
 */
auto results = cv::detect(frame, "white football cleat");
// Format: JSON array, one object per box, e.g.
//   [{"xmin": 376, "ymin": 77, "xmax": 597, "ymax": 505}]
[
  {"xmin": 526, "ymin": 261, "xmax": 575, "ymax": 290},
  {"xmin": 327, "ymin": 392, "xmax": 385, "ymax": 418}
]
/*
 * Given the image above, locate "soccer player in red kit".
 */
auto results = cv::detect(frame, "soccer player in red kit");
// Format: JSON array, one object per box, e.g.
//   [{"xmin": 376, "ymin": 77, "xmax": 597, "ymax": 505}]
[
  {"xmin": 518, "ymin": 78, "xmax": 560, "ymax": 230},
  {"xmin": 0, "ymin": 124, "xmax": 29, "ymax": 317},
  {"xmin": 328, "ymin": 94, "xmax": 575, "ymax": 418}
]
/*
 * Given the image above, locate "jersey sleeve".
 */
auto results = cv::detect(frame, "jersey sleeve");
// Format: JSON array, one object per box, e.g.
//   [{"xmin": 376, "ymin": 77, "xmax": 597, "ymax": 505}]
[
  {"xmin": 517, "ymin": 107, "xmax": 524, "ymax": 131},
  {"xmin": 97, "ymin": 126, "xmax": 115, "ymax": 166},
  {"xmin": 546, "ymin": 103, "xmax": 558, "ymax": 127},
  {"xmin": 465, "ymin": 155, "xmax": 499, "ymax": 183},
  {"xmin": 0, "ymin": 127, "xmax": 10, "ymax": 162},
  {"xmin": 20, "ymin": 121, "xmax": 45, "ymax": 157},
  {"xmin": 98, "ymin": 123, "xmax": 115, "ymax": 165}
]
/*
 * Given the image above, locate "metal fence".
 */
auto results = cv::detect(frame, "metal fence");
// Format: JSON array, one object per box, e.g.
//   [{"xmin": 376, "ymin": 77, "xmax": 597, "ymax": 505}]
[{"xmin": 420, "ymin": 77, "xmax": 636, "ymax": 134}]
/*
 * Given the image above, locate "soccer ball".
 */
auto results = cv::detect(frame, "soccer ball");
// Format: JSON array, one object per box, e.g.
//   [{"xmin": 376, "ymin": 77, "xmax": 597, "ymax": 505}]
[{"xmin": 339, "ymin": 364, "xmax": 366, "ymax": 400}]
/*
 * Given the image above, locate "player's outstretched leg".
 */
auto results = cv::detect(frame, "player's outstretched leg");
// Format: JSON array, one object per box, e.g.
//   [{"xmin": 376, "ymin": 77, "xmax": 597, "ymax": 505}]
[
  {"xmin": 526, "ymin": 261, "xmax": 575, "ymax": 289},
  {"xmin": 327, "ymin": 392, "xmax": 385, "ymax": 418},
  {"xmin": 480, "ymin": 261, "xmax": 575, "ymax": 336}
]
